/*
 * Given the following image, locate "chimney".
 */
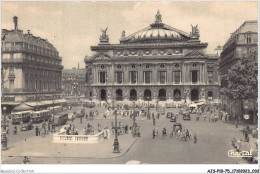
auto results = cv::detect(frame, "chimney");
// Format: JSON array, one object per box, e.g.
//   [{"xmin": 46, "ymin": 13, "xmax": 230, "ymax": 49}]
[
  {"xmin": 13, "ymin": 16, "xmax": 18, "ymax": 30},
  {"xmin": 27, "ymin": 30, "xmax": 31, "ymax": 34},
  {"xmin": 78, "ymin": 62, "xmax": 79, "ymax": 69}
]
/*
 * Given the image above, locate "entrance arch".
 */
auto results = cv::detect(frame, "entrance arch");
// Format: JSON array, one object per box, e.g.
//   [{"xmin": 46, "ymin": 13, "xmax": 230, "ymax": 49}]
[
  {"xmin": 144, "ymin": 89, "xmax": 152, "ymax": 101},
  {"xmin": 158, "ymin": 89, "xmax": 166, "ymax": 101},
  {"xmin": 130, "ymin": 89, "xmax": 137, "ymax": 101},
  {"xmin": 116, "ymin": 89, "xmax": 123, "ymax": 101},
  {"xmin": 174, "ymin": 89, "xmax": 181, "ymax": 101},
  {"xmin": 191, "ymin": 88, "xmax": 199, "ymax": 101},
  {"xmin": 100, "ymin": 89, "xmax": 106, "ymax": 101}
]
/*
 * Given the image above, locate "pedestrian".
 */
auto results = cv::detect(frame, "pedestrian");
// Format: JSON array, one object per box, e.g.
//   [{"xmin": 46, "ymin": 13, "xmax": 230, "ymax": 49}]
[
  {"xmin": 189, "ymin": 129, "xmax": 193, "ymax": 139},
  {"xmin": 186, "ymin": 129, "xmax": 190, "ymax": 139},
  {"xmin": 153, "ymin": 129, "xmax": 156, "ymax": 139},
  {"xmin": 125, "ymin": 124, "xmax": 128, "ymax": 134},
  {"xmin": 204, "ymin": 114, "xmax": 206, "ymax": 121},
  {"xmin": 155, "ymin": 126, "xmax": 159, "ymax": 137},
  {"xmin": 14, "ymin": 126, "xmax": 17, "ymax": 135},
  {"xmin": 153, "ymin": 117, "xmax": 156, "ymax": 126},
  {"xmin": 48, "ymin": 122, "xmax": 51, "ymax": 132},
  {"xmin": 194, "ymin": 133, "xmax": 197, "ymax": 144},
  {"xmin": 162, "ymin": 128, "xmax": 167, "ymax": 138},
  {"xmin": 35, "ymin": 126, "xmax": 39, "ymax": 136},
  {"xmin": 170, "ymin": 127, "xmax": 174, "ymax": 138}
]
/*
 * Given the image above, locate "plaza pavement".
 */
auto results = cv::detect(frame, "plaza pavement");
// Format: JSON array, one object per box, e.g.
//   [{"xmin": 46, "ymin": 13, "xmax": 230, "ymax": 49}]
[{"xmin": 1, "ymin": 106, "xmax": 258, "ymax": 164}]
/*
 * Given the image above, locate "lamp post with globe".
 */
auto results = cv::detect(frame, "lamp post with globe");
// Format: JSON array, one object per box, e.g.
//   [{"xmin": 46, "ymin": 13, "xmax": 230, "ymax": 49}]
[{"xmin": 112, "ymin": 100, "xmax": 120, "ymax": 153}]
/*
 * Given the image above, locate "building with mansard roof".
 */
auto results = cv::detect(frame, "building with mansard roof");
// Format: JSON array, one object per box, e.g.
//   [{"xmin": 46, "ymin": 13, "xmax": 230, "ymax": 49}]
[
  {"xmin": 85, "ymin": 11, "xmax": 220, "ymax": 104},
  {"xmin": 219, "ymin": 20, "xmax": 257, "ymax": 124},
  {"xmin": 1, "ymin": 16, "xmax": 63, "ymax": 110}
]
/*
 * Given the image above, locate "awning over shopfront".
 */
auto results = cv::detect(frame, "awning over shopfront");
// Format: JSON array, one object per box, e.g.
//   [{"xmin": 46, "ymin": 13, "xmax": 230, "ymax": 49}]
[{"xmin": 13, "ymin": 102, "xmax": 34, "ymax": 112}]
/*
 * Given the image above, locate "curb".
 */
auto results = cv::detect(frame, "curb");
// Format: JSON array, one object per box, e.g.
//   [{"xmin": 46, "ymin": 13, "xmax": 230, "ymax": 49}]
[{"xmin": 6, "ymin": 137, "xmax": 139, "ymax": 160}]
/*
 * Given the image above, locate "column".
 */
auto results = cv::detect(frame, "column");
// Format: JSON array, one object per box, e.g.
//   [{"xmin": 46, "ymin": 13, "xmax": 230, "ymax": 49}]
[
  {"xmin": 201, "ymin": 63, "xmax": 204, "ymax": 83},
  {"xmin": 153, "ymin": 64, "xmax": 157, "ymax": 84},
  {"xmin": 182, "ymin": 63, "xmax": 185, "ymax": 84},
  {"xmin": 138, "ymin": 64, "xmax": 142, "ymax": 84},
  {"xmin": 111, "ymin": 64, "xmax": 114, "ymax": 83},
  {"xmin": 167, "ymin": 65, "xmax": 171, "ymax": 84}
]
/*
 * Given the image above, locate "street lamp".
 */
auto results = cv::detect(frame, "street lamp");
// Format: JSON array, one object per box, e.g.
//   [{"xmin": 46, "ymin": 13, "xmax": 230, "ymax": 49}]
[
  {"xmin": 132, "ymin": 101, "xmax": 136, "ymax": 131},
  {"xmin": 147, "ymin": 96, "xmax": 150, "ymax": 120},
  {"xmin": 112, "ymin": 100, "xmax": 120, "ymax": 153},
  {"xmin": 156, "ymin": 98, "xmax": 159, "ymax": 112}
]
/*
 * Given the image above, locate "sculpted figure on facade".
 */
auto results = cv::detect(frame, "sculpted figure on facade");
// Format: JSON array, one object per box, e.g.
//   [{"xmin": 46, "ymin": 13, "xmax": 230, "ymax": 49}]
[
  {"xmin": 100, "ymin": 27, "xmax": 109, "ymax": 40},
  {"xmin": 190, "ymin": 24, "xmax": 200, "ymax": 38}
]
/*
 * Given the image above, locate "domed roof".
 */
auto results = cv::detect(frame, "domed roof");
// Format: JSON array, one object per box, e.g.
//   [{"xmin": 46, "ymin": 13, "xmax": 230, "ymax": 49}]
[
  {"xmin": 120, "ymin": 10, "xmax": 191, "ymax": 44},
  {"xmin": 2, "ymin": 29, "xmax": 57, "ymax": 52}
]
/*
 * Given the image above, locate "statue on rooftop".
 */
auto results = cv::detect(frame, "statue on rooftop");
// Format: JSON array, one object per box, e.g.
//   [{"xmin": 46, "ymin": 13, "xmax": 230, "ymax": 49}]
[
  {"xmin": 100, "ymin": 27, "xmax": 108, "ymax": 40},
  {"xmin": 190, "ymin": 24, "xmax": 200, "ymax": 38},
  {"xmin": 155, "ymin": 10, "xmax": 162, "ymax": 23}
]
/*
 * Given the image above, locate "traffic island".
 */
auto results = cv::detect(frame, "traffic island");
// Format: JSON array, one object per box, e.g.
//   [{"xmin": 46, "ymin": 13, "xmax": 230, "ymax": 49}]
[{"xmin": 1, "ymin": 131, "xmax": 138, "ymax": 164}]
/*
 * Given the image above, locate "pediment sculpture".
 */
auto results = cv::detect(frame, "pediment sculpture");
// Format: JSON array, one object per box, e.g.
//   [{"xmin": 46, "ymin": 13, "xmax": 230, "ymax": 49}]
[
  {"xmin": 185, "ymin": 51, "xmax": 205, "ymax": 58},
  {"xmin": 92, "ymin": 53, "xmax": 111, "ymax": 60}
]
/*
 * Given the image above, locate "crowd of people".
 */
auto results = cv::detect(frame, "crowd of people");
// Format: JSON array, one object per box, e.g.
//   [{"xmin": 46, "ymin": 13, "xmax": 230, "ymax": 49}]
[{"xmin": 152, "ymin": 126, "xmax": 198, "ymax": 144}]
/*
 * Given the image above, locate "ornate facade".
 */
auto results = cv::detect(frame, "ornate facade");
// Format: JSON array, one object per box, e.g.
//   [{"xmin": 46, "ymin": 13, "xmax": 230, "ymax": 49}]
[
  {"xmin": 85, "ymin": 11, "xmax": 220, "ymax": 103},
  {"xmin": 1, "ymin": 16, "xmax": 63, "ymax": 103}
]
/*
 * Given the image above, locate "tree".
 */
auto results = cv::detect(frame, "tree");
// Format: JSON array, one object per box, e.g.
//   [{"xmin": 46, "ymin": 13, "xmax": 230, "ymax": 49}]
[{"xmin": 223, "ymin": 51, "xmax": 258, "ymax": 123}]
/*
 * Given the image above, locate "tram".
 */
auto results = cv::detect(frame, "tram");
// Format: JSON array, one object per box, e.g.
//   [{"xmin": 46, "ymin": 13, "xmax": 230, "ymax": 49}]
[
  {"xmin": 11, "ymin": 110, "xmax": 33, "ymax": 125},
  {"xmin": 31, "ymin": 110, "xmax": 51, "ymax": 123}
]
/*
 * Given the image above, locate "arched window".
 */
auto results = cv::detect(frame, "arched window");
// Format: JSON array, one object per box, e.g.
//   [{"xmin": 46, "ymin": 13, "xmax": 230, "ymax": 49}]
[
  {"xmin": 174, "ymin": 89, "xmax": 181, "ymax": 101},
  {"xmin": 100, "ymin": 89, "xmax": 106, "ymax": 101},
  {"xmin": 191, "ymin": 88, "xmax": 199, "ymax": 101},
  {"xmin": 130, "ymin": 89, "xmax": 137, "ymax": 101},
  {"xmin": 116, "ymin": 89, "xmax": 123, "ymax": 101},
  {"xmin": 144, "ymin": 89, "xmax": 152, "ymax": 101},
  {"xmin": 158, "ymin": 89, "xmax": 166, "ymax": 101}
]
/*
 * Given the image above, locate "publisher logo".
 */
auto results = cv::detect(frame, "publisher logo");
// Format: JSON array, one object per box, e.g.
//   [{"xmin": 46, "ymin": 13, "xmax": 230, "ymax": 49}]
[{"xmin": 228, "ymin": 149, "xmax": 253, "ymax": 157}]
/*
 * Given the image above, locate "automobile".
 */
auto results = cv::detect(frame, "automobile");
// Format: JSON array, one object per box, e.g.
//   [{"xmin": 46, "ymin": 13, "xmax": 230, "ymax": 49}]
[
  {"xmin": 68, "ymin": 113, "xmax": 75, "ymax": 121},
  {"xmin": 75, "ymin": 113, "xmax": 84, "ymax": 118},
  {"xmin": 20, "ymin": 123, "xmax": 34, "ymax": 131},
  {"xmin": 166, "ymin": 112, "xmax": 173, "ymax": 118},
  {"xmin": 170, "ymin": 115, "xmax": 177, "ymax": 122},
  {"xmin": 183, "ymin": 113, "xmax": 191, "ymax": 120},
  {"xmin": 173, "ymin": 123, "xmax": 182, "ymax": 132}
]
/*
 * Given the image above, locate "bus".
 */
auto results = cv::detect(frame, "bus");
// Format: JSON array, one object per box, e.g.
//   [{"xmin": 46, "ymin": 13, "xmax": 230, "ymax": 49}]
[
  {"xmin": 31, "ymin": 110, "xmax": 51, "ymax": 123},
  {"xmin": 11, "ymin": 110, "xmax": 33, "ymax": 125},
  {"xmin": 53, "ymin": 113, "xmax": 68, "ymax": 126}
]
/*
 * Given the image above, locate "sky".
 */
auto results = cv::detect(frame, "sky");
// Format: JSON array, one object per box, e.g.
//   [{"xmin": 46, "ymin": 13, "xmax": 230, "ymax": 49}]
[{"xmin": 1, "ymin": 1, "xmax": 258, "ymax": 69}]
